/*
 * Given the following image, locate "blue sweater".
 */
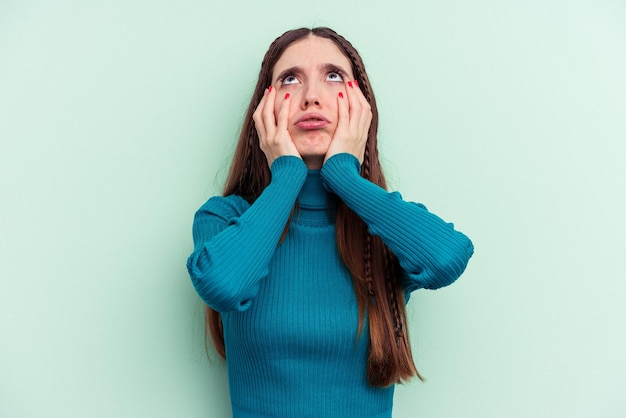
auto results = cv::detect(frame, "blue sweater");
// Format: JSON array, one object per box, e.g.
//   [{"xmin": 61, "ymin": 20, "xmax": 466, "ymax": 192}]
[{"xmin": 187, "ymin": 153, "xmax": 473, "ymax": 418}]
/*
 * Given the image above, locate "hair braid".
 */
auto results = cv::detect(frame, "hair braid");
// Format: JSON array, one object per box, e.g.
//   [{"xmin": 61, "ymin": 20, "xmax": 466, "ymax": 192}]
[
  {"xmin": 383, "ymin": 248, "xmax": 403, "ymax": 343},
  {"xmin": 362, "ymin": 144, "xmax": 375, "ymax": 298},
  {"xmin": 364, "ymin": 234, "xmax": 374, "ymax": 297},
  {"xmin": 339, "ymin": 33, "xmax": 421, "ymax": 385}
]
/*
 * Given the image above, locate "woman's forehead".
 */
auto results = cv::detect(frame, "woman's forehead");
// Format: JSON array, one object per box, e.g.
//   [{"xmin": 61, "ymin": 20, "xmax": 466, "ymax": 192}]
[{"xmin": 272, "ymin": 36, "xmax": 353, "ymax": 79}]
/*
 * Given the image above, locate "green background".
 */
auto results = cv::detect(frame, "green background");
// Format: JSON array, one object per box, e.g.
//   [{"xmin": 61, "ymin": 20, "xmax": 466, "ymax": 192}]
[{"xmin": 1, "ymin": 1, "xmax": 625, "ymax": 417}]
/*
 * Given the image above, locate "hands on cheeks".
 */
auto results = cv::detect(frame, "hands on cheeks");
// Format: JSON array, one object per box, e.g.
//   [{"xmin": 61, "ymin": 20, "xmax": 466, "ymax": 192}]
[
  {"xmin": 252, "ymin": 81, "xmax": 372, "ymax": 168},
  {"xmin": 324, "ymin": 80, "xmax": 373, "ymax": 166},
  {"xmin": 252, "ymin": 86, "xmax": 301, "ymax": 167}
]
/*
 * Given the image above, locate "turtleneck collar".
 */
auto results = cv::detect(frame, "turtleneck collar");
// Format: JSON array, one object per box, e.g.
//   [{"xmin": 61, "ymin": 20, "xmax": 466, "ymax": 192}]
[{"xmin": 295, "ymin": 170, "xmax": 337, "ymax": 226}]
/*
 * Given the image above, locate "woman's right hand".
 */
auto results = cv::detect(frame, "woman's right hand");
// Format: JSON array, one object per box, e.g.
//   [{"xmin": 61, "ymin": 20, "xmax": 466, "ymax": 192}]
[{"xmin": 252, "ymin": 87, "xmax": 301, "ymax": 167}]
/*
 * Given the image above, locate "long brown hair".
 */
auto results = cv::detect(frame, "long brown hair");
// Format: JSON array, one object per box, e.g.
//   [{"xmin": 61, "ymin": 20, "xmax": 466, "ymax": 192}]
[{"xmin": 206, "ymin": 27, "xmax": 422, "ymax": 387}]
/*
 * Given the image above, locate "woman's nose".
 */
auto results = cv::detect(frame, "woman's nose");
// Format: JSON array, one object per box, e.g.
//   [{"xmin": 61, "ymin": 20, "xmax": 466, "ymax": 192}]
[{"xmin": 301, "ymin": 83, "xmax": 321, "ymax": 108}]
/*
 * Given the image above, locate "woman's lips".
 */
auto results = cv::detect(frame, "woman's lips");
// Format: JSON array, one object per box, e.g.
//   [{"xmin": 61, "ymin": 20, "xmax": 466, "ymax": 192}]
[{"xmin": 295, "ymin": 113, "xmax": 330, "ymax": 130}]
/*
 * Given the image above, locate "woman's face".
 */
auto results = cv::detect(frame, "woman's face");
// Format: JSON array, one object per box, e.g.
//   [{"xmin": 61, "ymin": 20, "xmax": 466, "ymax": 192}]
[{"xmin": 271, "ymin": 35, "xmax": 354, "ymax": 169}]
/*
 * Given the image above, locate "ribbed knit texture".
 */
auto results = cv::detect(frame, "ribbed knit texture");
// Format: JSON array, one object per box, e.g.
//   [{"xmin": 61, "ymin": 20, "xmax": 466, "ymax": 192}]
[{"xmin": 187, "ymin": 153, "xmax": 474, "ymax": 418}]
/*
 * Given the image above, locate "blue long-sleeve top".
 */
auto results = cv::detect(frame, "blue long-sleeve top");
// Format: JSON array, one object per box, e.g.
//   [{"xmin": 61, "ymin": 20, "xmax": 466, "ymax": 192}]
[{"xmin": 187, "ymin": 153, "xmax": 473, "ymax": 418}]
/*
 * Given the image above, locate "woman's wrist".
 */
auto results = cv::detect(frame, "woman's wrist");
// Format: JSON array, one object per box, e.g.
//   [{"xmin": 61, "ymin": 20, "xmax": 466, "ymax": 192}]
[
  {"xmin": 320, "ymin": 153, "xmax": 361, "ymax": 193},
  {"xmin": 270, "ymin": 155, "xmax": 308, "ymax": 184}
]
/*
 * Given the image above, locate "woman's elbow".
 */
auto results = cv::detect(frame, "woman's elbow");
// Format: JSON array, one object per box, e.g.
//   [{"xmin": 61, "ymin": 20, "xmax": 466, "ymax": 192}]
[
  {"xmin": 186, "ymin": 251, "xmax": 257, "ymax": 312},
  {"xmin": 430, "ymin": 239, "xmax": 474, "ymax": 288},
  {"xmin": 191, "ymin": 275, "xmax": 253, "ymax": 313}
]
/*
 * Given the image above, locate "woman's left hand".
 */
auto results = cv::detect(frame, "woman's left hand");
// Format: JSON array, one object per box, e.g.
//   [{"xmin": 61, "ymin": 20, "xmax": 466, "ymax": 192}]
[{"xmin": 323, "ymin": 80, "xmax": 373, "ymax": 165}]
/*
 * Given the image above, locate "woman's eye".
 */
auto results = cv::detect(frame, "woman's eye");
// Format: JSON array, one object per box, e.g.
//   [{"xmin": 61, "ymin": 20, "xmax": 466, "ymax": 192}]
[
  {"xmin": 282, "ymin": 75, "xmax": 299, "ymax": 85},
  {"xmin": 327, "ymin": 72, "xmax": 344, "ymax": 82}
]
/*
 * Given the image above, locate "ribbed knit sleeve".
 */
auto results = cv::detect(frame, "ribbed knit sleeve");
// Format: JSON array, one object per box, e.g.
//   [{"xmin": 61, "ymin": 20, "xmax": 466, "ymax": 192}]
[
  {"xmin": 186, "ymin": 156, "xmax": 308, "ymax": 312},
  {"xmin": 320, "ymin": 153, "xmax": 474, "ymax": 292}
]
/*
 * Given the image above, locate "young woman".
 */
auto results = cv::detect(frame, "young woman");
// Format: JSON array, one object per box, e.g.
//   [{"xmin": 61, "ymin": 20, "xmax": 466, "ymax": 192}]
[{"xmin": 186, "ymin": 27, "xmax": 474, "ymax": 418}]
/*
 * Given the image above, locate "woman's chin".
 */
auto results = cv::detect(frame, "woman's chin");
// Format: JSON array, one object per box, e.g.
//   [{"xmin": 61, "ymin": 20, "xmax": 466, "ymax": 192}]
[
  {"xmin": 295, "ymin": 142, "xmax": 329, "ymax": 163},
  {"xmin": 299, "ymin": 153, "xmax": 325, "ymax": 169}
]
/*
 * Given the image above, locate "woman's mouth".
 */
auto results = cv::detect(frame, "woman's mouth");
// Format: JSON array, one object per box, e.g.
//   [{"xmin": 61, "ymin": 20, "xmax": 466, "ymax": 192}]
[{"xmin": 295, "ymin": 113, "xmax": 330, "ymax": 130}]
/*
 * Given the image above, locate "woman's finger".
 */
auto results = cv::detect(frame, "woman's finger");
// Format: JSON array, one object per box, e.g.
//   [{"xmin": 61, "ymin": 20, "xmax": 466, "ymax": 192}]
[
  {"xmin": 276, "ymin": 92, "xmax": 291, "ymax": 133},
  {"xmin": 253, "ymin": 88, "xmax": 270, "ymax": 140},
  {"xmin": 262, "ymin": 86, "xmax": 277, "ymax": 140},
  {"xmin": 336, "ymin": 89, "xmax": 350, "ymax": 134}
]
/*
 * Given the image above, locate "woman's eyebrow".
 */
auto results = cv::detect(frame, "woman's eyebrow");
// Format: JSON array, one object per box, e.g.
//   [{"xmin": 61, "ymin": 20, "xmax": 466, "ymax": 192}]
[
  {"xmin": 321, "ymin": 63, "xmax": 349, "ymax": 75},
  {"xmin": 274, "ymin": 66, "xmax": 302, "ymax": 83}
]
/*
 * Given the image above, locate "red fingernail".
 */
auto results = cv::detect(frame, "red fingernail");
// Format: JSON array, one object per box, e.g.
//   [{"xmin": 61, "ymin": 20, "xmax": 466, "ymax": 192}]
[
  {"xmin": 284, "ymin": 93, "xmax": 290, "ymax": 99},
  {"xmin": 348, "ymin": 81, "xmax": 353, "ymax": 88},
  {"xmin": 354, "ymin": 80, "xmax": 359, "ymax": 87},
  {"xmin": 268, "ymin": 86, "xmax": 273, "ymax": 92},
  {"xmin": 338, "ymin": 92, "xmax": 344, "ymax": 98}
]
